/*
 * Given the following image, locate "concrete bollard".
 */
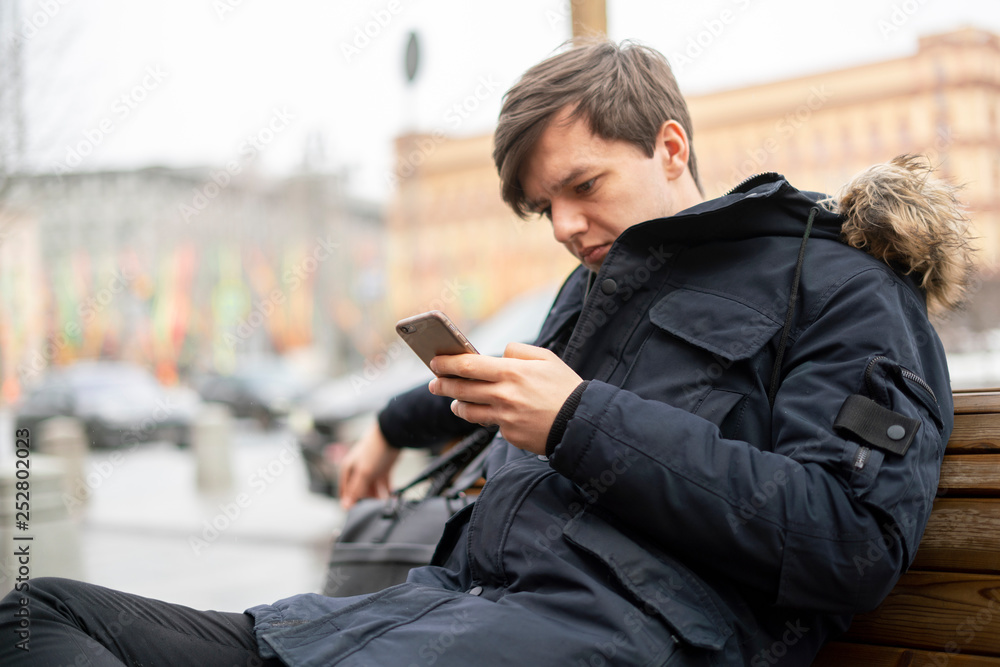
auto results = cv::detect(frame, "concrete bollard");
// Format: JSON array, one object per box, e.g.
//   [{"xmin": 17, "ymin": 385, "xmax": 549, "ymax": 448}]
[
  {"xmin": 37, "ymin": 416, "xmax": 89, "ymax": 514},
  {"xmin": 192, "ymin": 404, "xmax": 234, "ymax": 495},
  {"xmin": 0, "ymin": 454, "xmax": 83, "ymax": 595}
]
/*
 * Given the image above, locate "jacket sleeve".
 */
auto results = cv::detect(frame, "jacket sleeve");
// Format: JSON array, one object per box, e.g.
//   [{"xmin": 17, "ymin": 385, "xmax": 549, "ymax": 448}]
[
  {"xmin": 377, "ymin": 382, "xmax": 478, "ymax": 449},
  {"xmin": 547, "ymin": 268, "xmax": 952, "ymax": 614}
]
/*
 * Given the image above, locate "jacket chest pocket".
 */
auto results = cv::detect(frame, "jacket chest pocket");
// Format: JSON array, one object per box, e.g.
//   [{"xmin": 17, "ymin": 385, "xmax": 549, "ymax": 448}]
[{"xmin": 621, "ymin": 287, "xmax": 783, "ymax": 432}]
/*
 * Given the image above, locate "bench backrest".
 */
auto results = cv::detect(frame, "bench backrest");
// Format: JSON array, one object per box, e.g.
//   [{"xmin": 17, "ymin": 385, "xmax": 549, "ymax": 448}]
[{"xmin": 814, "ymin": 389, "xmax": 1000, "ymax": 665}]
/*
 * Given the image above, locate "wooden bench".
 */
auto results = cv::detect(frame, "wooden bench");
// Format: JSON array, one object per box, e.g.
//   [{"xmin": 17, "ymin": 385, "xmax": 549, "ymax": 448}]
[{"xmin": 814, "ymin": 389, "xmax": 1000, "ymax": 665}]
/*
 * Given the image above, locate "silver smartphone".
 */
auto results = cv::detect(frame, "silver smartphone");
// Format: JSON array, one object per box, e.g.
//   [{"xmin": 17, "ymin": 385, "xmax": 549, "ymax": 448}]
[{"xmin": 396, "ymin": 310, "xmax": 479, "ymax": 375}]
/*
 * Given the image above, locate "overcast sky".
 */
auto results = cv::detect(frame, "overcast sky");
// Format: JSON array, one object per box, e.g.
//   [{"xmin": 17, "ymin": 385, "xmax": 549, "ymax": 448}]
[{"xmin": 10, "ymin": 0, "xmax": 999, "ymax": 201}]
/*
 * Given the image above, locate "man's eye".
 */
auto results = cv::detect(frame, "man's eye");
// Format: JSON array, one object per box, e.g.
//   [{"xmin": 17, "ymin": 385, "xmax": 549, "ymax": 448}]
[
  {"xmin": 540, "ymin": 206, "xmax": 552, "ymax": 220},
  {"xmin": 576, "ymin": 178, "xmax": 595, "ymax": 194}
]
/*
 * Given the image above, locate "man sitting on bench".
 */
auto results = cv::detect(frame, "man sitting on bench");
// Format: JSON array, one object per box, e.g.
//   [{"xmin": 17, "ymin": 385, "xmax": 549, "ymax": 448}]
[{"xmin": 1, "ymin": 38, "xmax": 976, "ymax": 666}]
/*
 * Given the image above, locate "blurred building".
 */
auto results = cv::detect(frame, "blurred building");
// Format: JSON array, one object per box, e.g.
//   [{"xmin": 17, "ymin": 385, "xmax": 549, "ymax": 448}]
[
  {"xmin": 386, "ymin": 27, "xmax": 1000, "ymax": 334},
  {"xmin": 0, "ymin": 167, "xmax": 384, "ymax": 399},
  {"xmin": 689, "ymin": 26, "xmax": 1000, "ymax": 264},
  {"xmin": 0, "ymin": 208, "xmax": 43, "ymax": 403}
]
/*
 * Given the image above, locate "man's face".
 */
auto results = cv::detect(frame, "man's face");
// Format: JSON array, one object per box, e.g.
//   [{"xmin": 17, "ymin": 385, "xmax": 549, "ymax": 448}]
[{"xmin": 518, "ymin": 107, "xmax": 683, "ymax": 272}]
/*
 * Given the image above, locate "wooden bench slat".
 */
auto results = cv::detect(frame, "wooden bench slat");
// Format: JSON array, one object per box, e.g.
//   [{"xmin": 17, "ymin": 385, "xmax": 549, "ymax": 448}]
[
  {"xmin": 938, "ymin": 455, "xmax": 1000, "ymax": 495},
  {"xmin": 813, "ymin": 641, "xmax": 1000, "ymax": 666},
  {"xmin": 912, "ymin": 499, "xmax": 1000, "ymax": 573},
  {"xmin": 841, "ymin": 571, "xmax": 1000, "ymax": 656},
  {"xmin": 953, "ymin": 391, "xmax": 1000, "ymax": 415},
  {"xmin": 947, "ymin": 414, "xmax": 1000, "ymax": 453}
]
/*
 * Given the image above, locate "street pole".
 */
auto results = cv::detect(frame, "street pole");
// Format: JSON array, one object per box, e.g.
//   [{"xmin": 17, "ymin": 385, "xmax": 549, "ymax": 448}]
[{"xmin": 570, "ymin": 0, "xmax": 607, "ymax": 41}]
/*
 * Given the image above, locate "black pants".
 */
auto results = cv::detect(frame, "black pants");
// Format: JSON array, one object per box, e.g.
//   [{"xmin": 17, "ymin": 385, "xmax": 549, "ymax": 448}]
[{"xmin": 0, "ymin": 577, "xmax": 285, "ymax": 666}]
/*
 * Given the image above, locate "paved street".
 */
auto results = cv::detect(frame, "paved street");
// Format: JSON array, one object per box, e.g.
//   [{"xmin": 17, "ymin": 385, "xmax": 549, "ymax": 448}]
[
  {"xmin": 76, "ymin": 424, "xmax": 342, "ymax": 612},
  {"xmin": 0, "ymin": 409, "xmax": 429, "ymax": 613}
]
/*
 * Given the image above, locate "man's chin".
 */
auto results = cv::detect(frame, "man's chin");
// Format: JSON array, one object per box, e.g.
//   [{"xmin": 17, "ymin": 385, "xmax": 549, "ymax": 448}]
[{"xmin": 570, "ymin": 251, "xmax": 601, "ymax": 273}]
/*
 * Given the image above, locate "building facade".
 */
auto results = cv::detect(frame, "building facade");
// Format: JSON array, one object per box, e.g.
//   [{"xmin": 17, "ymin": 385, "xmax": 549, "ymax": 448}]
[
  {"xmin": 0, "ymin": 167, "xmax": 383, "ymax": 400},
  {"xmin": 689, "ymin": 27, "xmax": 999, "ymax": 264}
]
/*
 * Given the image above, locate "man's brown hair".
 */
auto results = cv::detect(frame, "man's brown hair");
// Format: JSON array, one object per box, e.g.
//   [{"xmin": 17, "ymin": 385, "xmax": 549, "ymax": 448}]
[{"xmin": 493, "ymin": 39, "xmax": 703, "ymax": 218}]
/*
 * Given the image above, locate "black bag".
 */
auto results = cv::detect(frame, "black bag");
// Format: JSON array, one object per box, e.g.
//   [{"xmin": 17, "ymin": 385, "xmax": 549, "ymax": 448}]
[{"xmin": 321, "ymin": 426, "xmax": 496, "ymax": 597}]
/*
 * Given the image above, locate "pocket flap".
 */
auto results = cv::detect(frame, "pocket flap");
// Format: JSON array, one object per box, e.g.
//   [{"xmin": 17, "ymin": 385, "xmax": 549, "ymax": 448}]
[
  {"xmin": 563, "ymin": 509, "xmax": 733, "ymax": 651},
  {"xmin": 649, "ymin": 288, "xmax": 782, "ymax": 361}
]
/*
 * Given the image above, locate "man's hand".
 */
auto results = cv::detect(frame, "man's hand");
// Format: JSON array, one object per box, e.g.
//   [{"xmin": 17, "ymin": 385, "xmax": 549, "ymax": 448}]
[
  {"xmin": 428, "ymin": 343, "xmax": 583, "ymax": 455},
  {"xmin": 338, "ymin": 424, "xmax": 401, "ymax": 509}
]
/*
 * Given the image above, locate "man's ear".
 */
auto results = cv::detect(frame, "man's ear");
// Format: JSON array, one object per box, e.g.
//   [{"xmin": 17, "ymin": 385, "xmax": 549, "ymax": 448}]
[{"xmin": 655, "ymin": 120, "xmax": 690, "ymax": 182}]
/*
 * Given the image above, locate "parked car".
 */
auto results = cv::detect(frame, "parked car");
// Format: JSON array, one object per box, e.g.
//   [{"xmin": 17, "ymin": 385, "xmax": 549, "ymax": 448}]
[
  {"xmin": 14, "ymin": 360, "xmax": 201, "ymax": 449},
  {"xmin": 294, "ymin": 286, "xmax": 559, "ymax": 497},
  {"xmin": 191, "ymin": 359, "xmax": 317, "ymax": 429}
]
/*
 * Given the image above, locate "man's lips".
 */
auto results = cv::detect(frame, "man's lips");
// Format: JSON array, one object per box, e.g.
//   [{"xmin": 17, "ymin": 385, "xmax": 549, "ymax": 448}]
[{"xmin": 579, "ymin": 244, "xmax": 610, "ymax": 265}]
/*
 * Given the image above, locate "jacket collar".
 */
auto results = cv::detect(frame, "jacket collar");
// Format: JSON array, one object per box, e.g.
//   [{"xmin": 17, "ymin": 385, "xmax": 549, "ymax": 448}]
[{"xmin": 618, "ymin": 173, "xmax": 843, "ymax": 249}]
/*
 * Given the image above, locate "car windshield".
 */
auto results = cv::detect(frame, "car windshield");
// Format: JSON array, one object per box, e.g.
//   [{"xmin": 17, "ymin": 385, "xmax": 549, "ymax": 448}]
[
  {"xmin": 82, "ymin": 381, "xmax": 161, "ymax": 402},
  {"xmin": 64, "ymin": 364, "xmax": 165, "ymax": 408},
  {"xmin": 237, "ymin": 364, "xmax": 309, "ymax": 398}
]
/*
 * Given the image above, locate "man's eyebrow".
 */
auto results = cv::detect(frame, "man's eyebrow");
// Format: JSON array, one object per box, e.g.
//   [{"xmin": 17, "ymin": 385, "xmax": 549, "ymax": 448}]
[{"xmin": 526, "ymin": 167, "xmax": 591, "ymax": 211}]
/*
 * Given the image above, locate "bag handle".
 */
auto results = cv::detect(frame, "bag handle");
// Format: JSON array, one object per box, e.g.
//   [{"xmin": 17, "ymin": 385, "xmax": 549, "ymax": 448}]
[{"xmin": 392, "ymin": 425, "xmax": 498, "ymax": 499}]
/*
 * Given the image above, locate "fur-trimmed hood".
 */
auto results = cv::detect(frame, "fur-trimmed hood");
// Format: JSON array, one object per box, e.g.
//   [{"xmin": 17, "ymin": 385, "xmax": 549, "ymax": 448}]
[{"xmin": 827, "ymin": 154, "xmax": 977, "ymax": 316}]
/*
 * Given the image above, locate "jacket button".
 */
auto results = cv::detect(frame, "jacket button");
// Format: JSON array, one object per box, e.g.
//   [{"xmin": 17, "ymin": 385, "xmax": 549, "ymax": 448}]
[
  {"xmin": 467, "ymin": 585, "xmax": 483, "ymax": 596},
  {"xmin": 601, "ymin": 278, "xmax": 617, "ymax": 294},
  {"xmin": 537, "ymin": 454, "xmax": 549, "ymax": 462},
  {"xmin": 887, "ymin": 425, "xmax": 906, "ymax": 440}
]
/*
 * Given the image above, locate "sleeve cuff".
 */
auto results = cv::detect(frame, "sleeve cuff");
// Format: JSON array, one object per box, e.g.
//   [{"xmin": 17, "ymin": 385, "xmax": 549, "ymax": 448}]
[
  {"xmin": 377, "ymin": 404, "xmax": 406, "ymax": 449},
  {"xmin": 545, "ymin": 381, "xmax": 589, "ymax": 457},
  {"xmin": 376, "ymin": 382, "xmax": 476, "ymax": 449}
]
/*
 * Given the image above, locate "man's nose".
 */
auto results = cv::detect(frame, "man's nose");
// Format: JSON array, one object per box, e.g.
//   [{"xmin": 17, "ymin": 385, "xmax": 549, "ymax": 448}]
[{"xmin": 550, "ymin": 201, "xmax": 587, "ymax": 244}]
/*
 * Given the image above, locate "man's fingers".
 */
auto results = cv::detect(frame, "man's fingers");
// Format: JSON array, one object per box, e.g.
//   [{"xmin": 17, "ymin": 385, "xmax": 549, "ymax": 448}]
[
  {"xmin": 430, "ymin": 352, "xmax": 506, "ymax": 380},
  {"xmin": 502, "ymin": 342, "xmax": 552, "ymax": 360},
  {"xmin": 430, "ymin": 346, "xmax": 554, "ymax": 382},
  {"xmin": 341, "ymin": 469, "xmax": 388, "ymax": 509},
  {"xmin": 340, "ymin": 466, "xmax": 369, "ymax": 509},
  {"xmin": 340, "ymin": 473, "xmax": 360, "ymax": 509},
  {"xmin": 450, "ymin": 399, "xmax": 495, "ymax": 425},
  {"xmin": 430, "ymin": 375, "xmax": 496, "ymax": 404}
]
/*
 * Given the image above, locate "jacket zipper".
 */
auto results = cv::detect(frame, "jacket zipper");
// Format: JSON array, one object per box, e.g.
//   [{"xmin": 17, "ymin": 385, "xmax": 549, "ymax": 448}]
[
  {"xmin": 853, "ymin": 445, "xmax": 871, "ymax": 471},
  {"xmin": 854, "ymin": 356, "xmax": 937, "ymax": 470},
  {"xmin": 863, "ymin": 355, "xmax": 937, "ymax": 404},
  {"xmin": 723, "ymin": 172, "xmax": 782, "ymax": 197},
  {"xmin": 901, "ymin": 368, "xmax": 937, "ymax": 403}
]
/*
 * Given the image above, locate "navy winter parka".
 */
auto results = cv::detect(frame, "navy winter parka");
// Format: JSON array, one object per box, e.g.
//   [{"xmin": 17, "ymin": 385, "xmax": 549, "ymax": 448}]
[{"xmin": 249, "ymin": 173, "xmax": 954, "ymax": 665}]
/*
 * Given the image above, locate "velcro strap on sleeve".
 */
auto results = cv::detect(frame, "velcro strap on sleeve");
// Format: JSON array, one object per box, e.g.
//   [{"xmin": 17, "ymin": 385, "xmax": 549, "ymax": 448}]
[{"xmin": 833, "ymin": 394, "xmax": 921, "ymax": 457}]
